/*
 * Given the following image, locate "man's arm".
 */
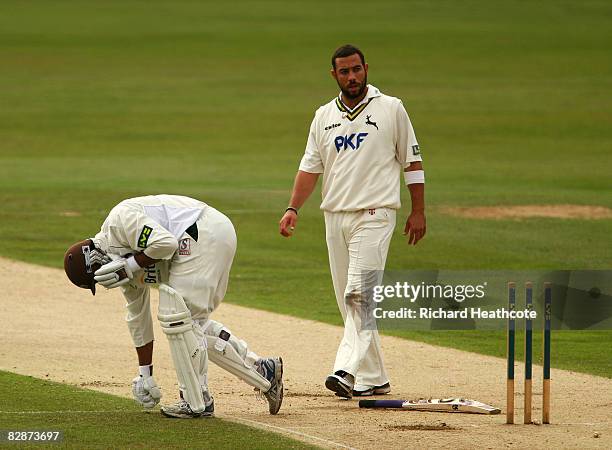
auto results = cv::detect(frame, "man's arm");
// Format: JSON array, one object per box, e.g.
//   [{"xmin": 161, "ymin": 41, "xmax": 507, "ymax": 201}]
[
  {"xmin": 136, "ymin": 340, "xmax": 154, "ymax": 366},
  {"xmin": 279, "ymin": 170, "xmax": 320, "ymax": 237},
  {"xmin": 403, "ymin": 161, "xmax": 426, "ymax": 245},
  {"xmin": 94, "ymin": 211, "xmax": 173, "ymax": 289},
  {"xmin": 134, "ymin": 252, "xmax": 158, "ymax": 268}
]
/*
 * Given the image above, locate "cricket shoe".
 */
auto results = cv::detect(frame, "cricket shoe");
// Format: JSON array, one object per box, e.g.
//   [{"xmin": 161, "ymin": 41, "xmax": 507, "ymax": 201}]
[
  {"xmin": 160, "ymin": 398, "xmax": 214, "ymax": 419},
  {"xmin": 352, "ymin": 382, "xmax": 391, "ymax": 397},
  {"xmin": 325, "ymin": 370, "xmax": 355, "ymax": 399},
  {"xmin": 256, "ymin": 357, "xmax": 284, "ymax": 415}
]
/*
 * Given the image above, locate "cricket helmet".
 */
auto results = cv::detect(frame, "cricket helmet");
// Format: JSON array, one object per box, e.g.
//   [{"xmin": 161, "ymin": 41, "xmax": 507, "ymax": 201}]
[{"xmin": 64, "ymin": 239, "xmax": 98, "ymax": 295}]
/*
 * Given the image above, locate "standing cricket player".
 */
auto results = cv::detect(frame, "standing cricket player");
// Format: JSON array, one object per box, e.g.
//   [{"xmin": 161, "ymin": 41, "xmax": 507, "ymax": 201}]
[
  {"xmin": 279, "ymin": 45, "xmax": 426, "ymax": 398},
  {"xmin": 64, "ymin": 195, "xmax": 283, "ymax": 418}
]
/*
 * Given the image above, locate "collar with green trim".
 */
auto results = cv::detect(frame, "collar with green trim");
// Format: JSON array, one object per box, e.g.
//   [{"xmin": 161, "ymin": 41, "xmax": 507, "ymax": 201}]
[{"xmin": 336, "ymin": 85, "xmax": 381, "ymax": 121}]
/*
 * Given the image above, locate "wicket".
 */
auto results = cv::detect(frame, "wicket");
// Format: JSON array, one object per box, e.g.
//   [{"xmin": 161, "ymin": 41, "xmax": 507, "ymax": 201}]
[
  {"xmin": 543, "ymin": 282, "xmax": 552, "ymax": 424},
  {"xmin": 506, "ymin": 282, "xmax": 552, "ymax": 425},
  {"xmin": 506, "ymin": 282, "xmax": 516, "ymax": 424},
  {"xmin": 524, "ymin": 282, "xmax": 533, "ymax": 424}
]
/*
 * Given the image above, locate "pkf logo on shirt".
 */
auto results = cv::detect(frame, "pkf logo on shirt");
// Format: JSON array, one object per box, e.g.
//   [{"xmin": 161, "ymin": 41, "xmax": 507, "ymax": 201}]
[{"xmin": 334, "ymin": 133, "xmax": 368, "ymax": 153}]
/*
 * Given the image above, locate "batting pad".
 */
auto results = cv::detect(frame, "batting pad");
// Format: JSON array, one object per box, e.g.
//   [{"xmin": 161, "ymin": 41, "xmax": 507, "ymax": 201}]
[
  {"xmin": 158, "ymin": 284, "xmax": 207, "ymax": 413},
  {"xmin": 199, "ymin": 319, "xmax": 271, "ymax": 392}
]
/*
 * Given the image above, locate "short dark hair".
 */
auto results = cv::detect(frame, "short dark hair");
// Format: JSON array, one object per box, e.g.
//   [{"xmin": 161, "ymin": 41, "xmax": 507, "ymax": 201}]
[{"xmin": 331, "ymin": 44, "xmax": 365, "ymax": 69}]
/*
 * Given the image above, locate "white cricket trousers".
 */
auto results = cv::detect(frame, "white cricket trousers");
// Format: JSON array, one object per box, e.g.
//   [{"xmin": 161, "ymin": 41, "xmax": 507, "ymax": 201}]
[
  {"xmin": 168, "ymin": 206, "xmax": 237, "ymax": 319},
  {"xmin": 123, "ymin": 206, "xmax": 258, "ymax": 367},
  {"xmin": 324, "ymin": 207, "xmax": 396, "ymax": 388}
]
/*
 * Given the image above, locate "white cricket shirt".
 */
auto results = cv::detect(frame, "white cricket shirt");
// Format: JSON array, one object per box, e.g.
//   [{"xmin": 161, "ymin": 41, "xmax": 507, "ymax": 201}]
[
  {"xmin": 93, "ymin": 195, "xmax": 207, "ymax": 260},
  {"xmin": 299, "ymin": 85, "xmax": 422, "ymax": 212}
]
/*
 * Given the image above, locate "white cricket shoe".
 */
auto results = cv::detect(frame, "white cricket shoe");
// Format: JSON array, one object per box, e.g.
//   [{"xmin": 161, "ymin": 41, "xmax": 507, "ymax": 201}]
[
  {"xmin": 325, "ymin": 370, "xmax": 355, "ymax": 399},
  {"xmin": 256, "ymin": 357, "xmax": 284, "ymax": 415},
  {"xmin": 352, "ymin": 382, "xmax": 391, "ymax": 397},
  {"xmin": 160, "ymin": 398, "xmax": 214, "ymax": 419}
]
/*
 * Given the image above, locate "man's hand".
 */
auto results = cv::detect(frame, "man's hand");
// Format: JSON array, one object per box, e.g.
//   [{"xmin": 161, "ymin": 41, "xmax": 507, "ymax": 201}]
[
  {"xmin": 279, "ymin": 171, "xmax": 319, "ymax": 237},
  {"xmin": 94, "ymin": 258, "xmax": 135, "ymax": 289},
  {"xmin": 404, "ymin": 210, "xmax": 426, "ymax": 245},
  {"xmin": 279, "ymin": 210, "xmax": 298, "ymax": 237},
  {"xmin": 132, "ymin": 374, "xmax": 162, "ymax": 408}
]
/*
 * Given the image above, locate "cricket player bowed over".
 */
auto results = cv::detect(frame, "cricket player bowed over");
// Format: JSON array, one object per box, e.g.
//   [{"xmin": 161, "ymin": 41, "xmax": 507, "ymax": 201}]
[{"xmin": 64, "ymin": 195, "xmax": 283, "ymax": 418}]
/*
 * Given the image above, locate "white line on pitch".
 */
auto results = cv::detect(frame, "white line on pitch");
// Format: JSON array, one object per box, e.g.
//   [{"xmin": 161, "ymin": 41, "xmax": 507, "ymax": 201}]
[
  {"xmin": 0, "ymin": 411, "xmax": 357, "ymax": 448},
  {"xmin": 231, "ymin": 416, "xmax": 356, "ymax": 450}
]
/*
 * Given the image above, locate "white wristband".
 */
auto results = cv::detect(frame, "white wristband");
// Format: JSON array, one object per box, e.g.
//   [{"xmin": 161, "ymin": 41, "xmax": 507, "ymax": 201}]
[
  {"xmin": 404, "ymin": 169, "xmax": 425, "ymax": 185},
  {"xmin": 126, "ymin": 255, "xmax": 141, "ymax": 274}
]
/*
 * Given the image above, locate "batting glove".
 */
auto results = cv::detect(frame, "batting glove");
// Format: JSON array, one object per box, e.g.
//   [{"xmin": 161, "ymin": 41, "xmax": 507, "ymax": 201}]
[
  {"xmin": 94, "ymin": 256, "xmax": 139, "ymax": 289},
  {"xmin": 89, "ymin": 248, "xmax": 111, "ymax": 267},
  {"xmin": 132, "ymin": 374, "xmax": 162, "ymax": 409}
]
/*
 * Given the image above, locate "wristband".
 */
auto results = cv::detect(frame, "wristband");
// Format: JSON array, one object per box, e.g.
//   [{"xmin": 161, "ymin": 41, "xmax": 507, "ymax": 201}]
[
  {"xmin": 286, "ymin": 207, "xmax": 298, "ymax": 215},
  {"xmin": 404, "ymin": 170, "xmax": 425, "ymax": 185},
  {"xmin": 126, "ymin": 255, "xmax": 141, "ymax": 274}
]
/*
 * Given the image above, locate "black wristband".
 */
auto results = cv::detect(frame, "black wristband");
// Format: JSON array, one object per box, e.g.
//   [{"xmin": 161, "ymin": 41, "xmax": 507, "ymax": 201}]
[{"xmin": 286, "ymin": 207, "xmax": 298, "ymax": 215}]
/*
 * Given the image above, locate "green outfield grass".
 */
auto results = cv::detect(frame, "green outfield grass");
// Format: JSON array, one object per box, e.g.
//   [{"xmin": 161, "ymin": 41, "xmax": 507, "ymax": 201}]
[
  {"xmin": 0, "ymin": 371, "xmax": 316, "ymax": 449},
  {"xmin": 1, "ymin": 0, "xmax": 611, "ymax": 389},
  {"xmin": 386, "ymin": 330, "xmax": 612, "ymax": 379}
]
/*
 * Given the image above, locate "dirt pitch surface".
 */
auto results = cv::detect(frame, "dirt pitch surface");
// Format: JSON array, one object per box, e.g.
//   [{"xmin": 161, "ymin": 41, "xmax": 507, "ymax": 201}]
[
  {"xmin": 1, "ymin": 258, "xmax": 611, "ymax": 449},
  {"xmin": 440, "ymin": 204, "xmax": 612, "ymax": 220}
]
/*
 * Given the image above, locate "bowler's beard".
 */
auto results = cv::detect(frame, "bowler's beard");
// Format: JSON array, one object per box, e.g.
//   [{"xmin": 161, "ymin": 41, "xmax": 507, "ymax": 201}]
[{"xmin": 339, "ymin": 75, "xmax": 368, "ymax": 101}]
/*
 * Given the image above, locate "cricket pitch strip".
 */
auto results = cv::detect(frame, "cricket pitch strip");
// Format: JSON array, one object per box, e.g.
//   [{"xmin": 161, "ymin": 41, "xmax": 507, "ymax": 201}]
[{"xmin": 1, "ymin": 258, "xmax": 610, "ymax": 449}]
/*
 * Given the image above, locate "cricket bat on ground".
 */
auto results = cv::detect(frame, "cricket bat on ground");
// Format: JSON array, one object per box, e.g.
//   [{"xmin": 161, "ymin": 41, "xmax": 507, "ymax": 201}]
[{"xmin": 359, "ymin": 398, "xmax": 501, "ymax": 415}]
